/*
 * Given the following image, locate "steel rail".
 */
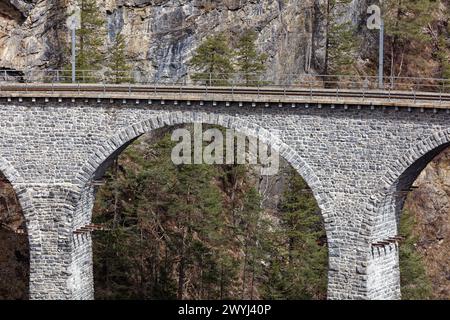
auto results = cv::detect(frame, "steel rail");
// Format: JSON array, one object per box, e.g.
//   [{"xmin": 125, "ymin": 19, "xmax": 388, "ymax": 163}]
[{"xmin": 1, "ymin": 83, "xmax": 450, "ymax": 102}]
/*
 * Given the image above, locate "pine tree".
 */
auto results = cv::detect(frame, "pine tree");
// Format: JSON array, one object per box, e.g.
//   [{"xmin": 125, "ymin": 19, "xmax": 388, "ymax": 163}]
[
  {"xmin": 261, "ymin": 167, "xmax": 328, "ymax": 300},
  {"xmin": 435, "ymin": 8, "xmax": 450, "ymax": 80},
  {"xmin": 436, "ymin": 32, "xmax": 450, "ymax": 80},
  {"xmin": 106, "ymin": 32, "xmax": 133, "ymax": 84},
  {"xmin": 92, "ymin": 129, "xmax": 329, "ymax": 300},
  {"xmin": 323, "ymin": 0, "xmax": 360, "ymax": 78},
  {"xmin": 327, "ymin": 21, "xmax": 359, "ymax": 75},
  {"xmin": 190, "ymin": 34, "xmax": 234, "ymax": 86},
  {"xmin": 384, "ymin": 0, "xmax": 439, "ymax": 78},
  {"xmin": 235, "ymin": 30, "xmax": 268, "ymax": 86},
  {"xmin": 66, "ymin": 0, "xmax": 105, "ymax": 82},
  {"xmin": 398, "ymin": 209, "xmax": 433, "ymax": 299}
]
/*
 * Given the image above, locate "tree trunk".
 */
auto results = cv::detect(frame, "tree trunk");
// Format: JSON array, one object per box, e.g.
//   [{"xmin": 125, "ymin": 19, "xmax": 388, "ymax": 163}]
[
  {"xmin": 324, "ymin": 0, "xmax": 331, "ymax": 77},
  {"xmin": 177, "ymin": 227, "xmax": 188, "ymax": 300}
]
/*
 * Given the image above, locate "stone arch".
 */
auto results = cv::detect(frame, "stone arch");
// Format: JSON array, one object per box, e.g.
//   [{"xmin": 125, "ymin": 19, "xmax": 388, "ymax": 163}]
[
  {"xmin": 0, "ymin": 155, "xmax": 37, "ymax": 240},
  {"xmin": 73, "ymin": 110, "xmax": 331, "ymax": 231},
  {"xmin": 372, "ymin": 128, "xmax": 450, "ymax": 240},
  {"xmin": 70, "ymin": 110, "xmax": 337, "ymax": 300},
  {"xmin": 0, "ymin": 154, "xmax": 39, "ymax": 299},
  {"xmin": 356, "ymin": 128, "xmax": 450, "ymax": 299}
]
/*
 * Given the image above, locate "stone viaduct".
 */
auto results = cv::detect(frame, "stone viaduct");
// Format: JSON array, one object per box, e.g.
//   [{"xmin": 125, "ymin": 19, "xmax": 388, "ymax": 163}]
[{"xmin": 0, "ymin": 85, "xmax": 449, "ymax": 300}]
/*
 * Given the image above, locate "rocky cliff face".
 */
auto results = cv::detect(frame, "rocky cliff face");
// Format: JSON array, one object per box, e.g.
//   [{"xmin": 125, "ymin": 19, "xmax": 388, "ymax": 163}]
[
  {"xmin": 0, "ymin": 0, "xmax": 67, "ymax": 71},
  {"xmin": 0, "ymin": 0, "xmax": 371, "ymax": 80}
]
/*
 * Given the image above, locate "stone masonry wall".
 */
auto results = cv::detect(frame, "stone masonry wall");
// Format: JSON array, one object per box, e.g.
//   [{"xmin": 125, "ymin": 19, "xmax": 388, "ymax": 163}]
[{"xmin": 0, "ymin": 98, "xmax": 448, "ymax": 299}]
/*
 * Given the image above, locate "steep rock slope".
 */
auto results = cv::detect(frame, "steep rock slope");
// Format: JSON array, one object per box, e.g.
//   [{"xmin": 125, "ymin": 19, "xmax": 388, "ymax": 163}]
[{"xmin": 0, "ymin": 0, "xmax": 370, "ymax": 79}]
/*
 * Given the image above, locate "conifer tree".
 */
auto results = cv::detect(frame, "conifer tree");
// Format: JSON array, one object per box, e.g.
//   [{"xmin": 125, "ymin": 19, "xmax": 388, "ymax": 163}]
[
  {"xmin": 435, "ymin": 9, "xmax": 450, "ymax": 80},
  {"xmin": 66, "ymin": 0, "xmax": 105, "ymax": 82},
  {"xmin": 398, "ymin": 209, "xmax": 433, "ymax": 299},
  {"xmin": 327, "ymin": 21, "xmax": 359, "ymax": 75},
  {"xmin": 323, "ymin": 0, "xmax": 360, "ymax": 77},
  {"xmin": 261, "ymin": 167, "xmax": 328, "ymax": 299},
  {"xmin": 190, "ymin": 34, "xmax": 234, "ymax": 86},
  {"xmin": 437, "ymin": 34, "xmax": 450, "ymax": 80},
  {"xmin": 384, "ymin": 0, "xmax": 438, "ymax": 78},
  {"xmin": 92, "ymin": 129, "xmax": 330, "ymax": 300},
  {"xmin": 235, "ymin": 30, "xmax": 268, "ymax": 86},
  {"xmin": 106, "ymin": 32, "xmax": 133, "ymax": 84}
]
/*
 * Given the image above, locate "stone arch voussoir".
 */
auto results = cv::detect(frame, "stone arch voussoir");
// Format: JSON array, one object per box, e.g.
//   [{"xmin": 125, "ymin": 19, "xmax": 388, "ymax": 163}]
[
  {"xmin": 74, "ymin": 110, "xmax": 331, "ymax": 227},
  {"xmin": 368, "ymin": 128, "xmax": 450, "ymax": 240}
]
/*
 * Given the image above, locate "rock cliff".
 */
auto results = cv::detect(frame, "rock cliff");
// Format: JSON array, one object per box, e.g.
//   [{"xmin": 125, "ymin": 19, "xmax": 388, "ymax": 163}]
[{"xmin": 0, "ymin": 0, "xmax": 371, "ymax": 80}]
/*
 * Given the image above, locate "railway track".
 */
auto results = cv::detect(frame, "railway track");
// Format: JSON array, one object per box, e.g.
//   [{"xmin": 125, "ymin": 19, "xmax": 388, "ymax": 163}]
[{"xmin": 1, "ymin": 83, "xmax": 449, "ymax": 104}]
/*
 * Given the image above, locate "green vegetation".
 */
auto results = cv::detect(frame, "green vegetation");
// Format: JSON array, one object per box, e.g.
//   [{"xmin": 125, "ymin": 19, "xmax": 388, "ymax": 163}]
[
  {"xmin": 106, "ymin": 32, "xmax": 133, "ymax": 84},
  {"xmin": 190, "ymin": 34, "xmax": 235, "ymax": 86},
  {"xmin": 76, "ymin": 0, "xmax": 105, "ymax": 81},
  {"xmin": 398, "ymin": 209, "xmax": 433, "ymax": 299},
  {"xmin": 189, "ymin": 30, "xmax": 268, "ymax": 86},
  {"xmin": 381, "ymin": 0, "xmax": 450, "ymax": 84},
  {"xmin": 324, "ymin": 0, "xmax": 360, "ymax": 76},
  {"xmin": 327, "ymin": 21, "xmax": 359, "ymax": 75},
  {"xmin": 437, "ymin": 32, "xmax": 450, "ymax": 80},
  {"xmin": 92, "ymin": 127, "xmax": 329, "ymax": 299},
  {"xmin": 235, "ymin": 31, "xmax": 268, "ymax": 86},
  {"xmin": 261, "ymin": 169, "xmax": 328, "ymax": 299},
  {"xmin": 62, "ymin": 0, "xmax": 105, "ymax": 82}
]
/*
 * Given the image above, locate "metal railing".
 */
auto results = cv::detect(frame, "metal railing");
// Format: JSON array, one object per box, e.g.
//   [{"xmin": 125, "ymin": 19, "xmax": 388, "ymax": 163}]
[{"xmin": 1, "ymin": 69, "xmax": 449, "ymax": 95}]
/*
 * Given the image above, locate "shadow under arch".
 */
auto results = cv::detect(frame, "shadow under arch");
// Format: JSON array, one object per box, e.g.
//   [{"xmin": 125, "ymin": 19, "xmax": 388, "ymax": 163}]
[
  {"xmin": 372, "ymin": 128, "xmax": 450, "ymax": 239},
  {"xmin": 73, "ymin": 111, "xmax": 332, "ymax": 234},
  {"xmin": 73, "ymin": 111, "xmax": 334, "ymax": 300},
  {"xmin": 0, "ymin": 155, "xmax": 37, "ymax": 238},
  {"xmin": 0, "ymin": 155, "xmax": 38, "ymax": 299}
]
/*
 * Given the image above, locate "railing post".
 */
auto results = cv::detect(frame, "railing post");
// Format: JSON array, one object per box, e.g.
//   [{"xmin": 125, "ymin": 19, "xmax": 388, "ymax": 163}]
[{"xmin": 309, "ymin": 82, "xmax": 312, "ymax": 101}]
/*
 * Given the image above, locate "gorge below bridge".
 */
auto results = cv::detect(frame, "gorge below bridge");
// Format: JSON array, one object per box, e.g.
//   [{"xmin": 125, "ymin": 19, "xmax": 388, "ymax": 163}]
[{"xmin": 0, "ymin": 82, "xmax": 449, "ymax": 300}]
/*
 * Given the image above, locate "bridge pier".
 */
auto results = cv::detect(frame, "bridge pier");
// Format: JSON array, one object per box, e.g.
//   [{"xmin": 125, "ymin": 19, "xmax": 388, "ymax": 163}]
[
  {"xmin": 27, "ymin": 186, "xmax": 392, "ymax": 300},
  {"xmin": 324, "ymin": 193, "xmax": 401, "ymax": 300},
  {"xmin": 26, "ymin": 184, "xmax": 94, "ymax": 300}
]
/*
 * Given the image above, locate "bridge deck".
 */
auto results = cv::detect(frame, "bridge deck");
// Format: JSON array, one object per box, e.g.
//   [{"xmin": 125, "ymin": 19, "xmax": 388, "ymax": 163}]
[{"xmin": 0, "ymin": 83, "xmax": 449, "ymax": 109}]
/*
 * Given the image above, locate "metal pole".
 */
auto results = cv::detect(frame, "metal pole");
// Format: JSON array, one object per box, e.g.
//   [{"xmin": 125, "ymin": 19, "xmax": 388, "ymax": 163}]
[
  {"xmin": 71, "ymin": 25, "xmax": 76, "ymax": 83},
  {"xmin": 378, "ymin": 4, "xmax": 384, "ymax": 89}
]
